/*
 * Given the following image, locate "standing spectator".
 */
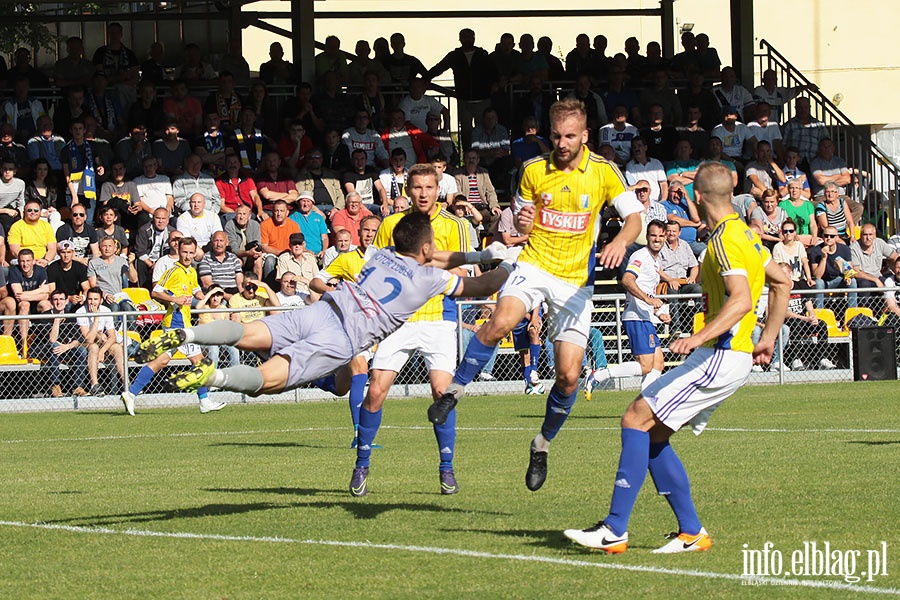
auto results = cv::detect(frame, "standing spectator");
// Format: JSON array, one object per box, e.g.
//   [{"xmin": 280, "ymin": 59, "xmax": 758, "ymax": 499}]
[
  {"xmin": 275, "ymin": 232, "xmax": 319, "ymax": 296},
  {"xmin": 204, "ymin": 71, "xmax": 242, "ymax": 132},
  {"xmin": 330, "ymin": 192, "xmax": 372, "ymax": 245},
  {"xmin": 225, "ymin": 204, "xmax": 263, "ymax": 278},
  {"xmin": 6, "ymin": 248, "xmax": 52, "ymax": 345},
  {"xmin": 175, "ymin": 192, "xmax": 222, "ymax": 254},
  {"xmin": 782, "ymin": 97, "xmax": 828, "ymax": 166},
  {"xmin": 348, "ymin": 39, "xmax": 389, "ymax": 86},
  {"xmin": 0, "ymin": 158, "xmax": 25, "ymax": 235},
  {"xmin": 132, "ymin": 207, "xmax": 173, "ymax": 287},
  {"xmin": 259, "ymin": 42, "xmax": 295, "ymax": 85},
  {"xmin": 383, "ymin": 32, "xmax": 427, "ymax": 86},
  {"xmin": 537, "ymin": 35, "xmax": 565, "ymax": 81},
  {"xmin": 426, "ymin": 28, "xmax": 498, "ymax": 150},
  {"xmin": 198, "ymin": 230, "xmax": 243, "ymax": 298},
  {"xmin": 217, "ymin": 154, "xmax": 264, "ymax": 220},
  {"xmin": 163, "ymin": 79, "xmax": 203, "ymax": 139},
  {"xmin": 625, "ymin": 137, "xmax": 667, "ymax": 202},
  {"xmin": 290, "ymin": 194, "xmax": 329, "ymax": 261},
  {"xmin": 658, "ymin": 220, "xmax": 701, "ymax": 334},
  {"xmin": 8, "ymin": 198, "xmax": 56, "ymax": 265},
  {"xmin": 55, "ymin": 205, "xmax": 99, "ymax": 265},
  {"xmin": 53, "ymin": 36, "xmax": 95, "ymax": 90},
  {"xmin": 31, "ymin": 289, "xmax": 89, "ymax": 397},
  {"xmin": 315, "ymin": 35, "xmax": 349, "ymax": 84},
  {"xmin": 219, "ymin": 40, "xmax": 251, "ymax": 87},
  {"xmin": 87, "ymin": 236, "xmax": 138, "ymax": 310},
  {"xmin": 91, "ymin": 22, "xmax": 140, "ymax": 107},
  {"xmin": 172, "ymin": 153, "xmax": 221, "ymax": 214},
  {"xmin": 76, "ymin": 286, "xmax": 127, "ymax": 396}
]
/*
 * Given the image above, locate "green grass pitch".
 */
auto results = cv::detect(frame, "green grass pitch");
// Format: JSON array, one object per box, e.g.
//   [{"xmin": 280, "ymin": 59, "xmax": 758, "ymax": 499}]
[{"xmin": 0, "ymin": 382, "xmax": 897, "ymax": 599}]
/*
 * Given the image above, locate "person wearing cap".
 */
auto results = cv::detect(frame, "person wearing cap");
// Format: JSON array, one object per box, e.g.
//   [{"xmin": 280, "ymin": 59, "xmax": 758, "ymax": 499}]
[
  {"xmin": 47, "ymin": 239, "xmax": 89, "ymax": 310},
  {"xmin": 290, "ymin": 192, "xmax": 329, "ymax": 261},
  {"xmin": 711, "ymin": 105, "xmax": 757, "ymax": 169},
  {"xmin": 275, "ymin": 232, "xmax": 319, "ymax": 298}
]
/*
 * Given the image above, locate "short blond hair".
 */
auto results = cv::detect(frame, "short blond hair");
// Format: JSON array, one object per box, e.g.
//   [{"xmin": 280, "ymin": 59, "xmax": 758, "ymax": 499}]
[{"xmin": 549, "ymin": 98, "xmax": 587, "ymax": 127}]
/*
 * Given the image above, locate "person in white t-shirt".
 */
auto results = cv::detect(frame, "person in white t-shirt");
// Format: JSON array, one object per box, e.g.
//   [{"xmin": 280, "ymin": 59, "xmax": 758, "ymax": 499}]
[
  {"xmin": 625, "ymin": 137, "xmax": 667, "ymax": 202},
  {"xmin": 175, "ymin": 192, "xmax": 222, "ymax": 258},
  {"xmin": 598, "ymin": 104, "xmax": 638, "ymax": 166},
  {"xmin": 397, "ymin": 77, "xmax": 448, "ymax": 131}
]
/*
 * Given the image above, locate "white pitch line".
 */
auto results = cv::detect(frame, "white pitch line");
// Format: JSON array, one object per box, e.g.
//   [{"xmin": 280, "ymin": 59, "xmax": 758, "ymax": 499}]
[
  {"xmin": 3, "ymin": 425, "xmax": 900, "ymax": 445},
  {"xmin": 0, "ymin": 520, "xmax": 896, "ymax": 596}
]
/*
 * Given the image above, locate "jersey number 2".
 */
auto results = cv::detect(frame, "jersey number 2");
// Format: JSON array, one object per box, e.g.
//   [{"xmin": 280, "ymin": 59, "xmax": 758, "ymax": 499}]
[{"xmin": 357, "ymin": 266, "xmax": 402, "ymax": 304}]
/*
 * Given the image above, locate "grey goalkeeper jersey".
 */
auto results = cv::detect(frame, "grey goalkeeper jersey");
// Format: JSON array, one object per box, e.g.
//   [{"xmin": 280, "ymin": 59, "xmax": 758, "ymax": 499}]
[{"xmin": 324, "ymin": 248, "xmax": 460, "ymax": 354}]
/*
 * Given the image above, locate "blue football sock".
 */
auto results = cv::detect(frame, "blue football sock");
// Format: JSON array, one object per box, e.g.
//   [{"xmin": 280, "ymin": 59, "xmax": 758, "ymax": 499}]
[
  {"xmin": 604, "ymin": 428, "xmax": 650, "ymax": 537},
  {"xmin": 648, "ymin": 440, "xmax": 702, "ymax": 535},
  {"xmin": 196, "ymin": 386, "xmax": 208, "ymax": 401},
  {"xmin": 522, "ymin": 364, "xmax": 533, "ymax": 383},
  {"xmin": 348, "ymin": 374, "xmax": 366, "ymax": 428},
  {"xmin": 129, "ymin": 365, "xmax": 156, "ymax": 396},
  {"xmin": 434, "ymin": 407, "xmax": 456, "ymax": 470},
  {"xmin": 355, "ymin": 407, "xmax": 382, "ymax": 468},
  {"xmin": 453, "ymin": 336, "xmax": 496, "ymax": 385},
  {"xmin": 529, "ymin": 343, "xmax": 541, "ymax": 372},
  {"xmin": 313, "ymin": 374, "xmax": 338, "ymax": 395},
  {"xmin": 540, "ymin": 384, "xmax": 577, "ymax": 441}
]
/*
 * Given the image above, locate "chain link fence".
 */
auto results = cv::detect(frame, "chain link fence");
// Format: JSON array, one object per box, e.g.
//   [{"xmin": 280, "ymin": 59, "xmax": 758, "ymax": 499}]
[{"xmin": 0, "ymin": 288, "xmax": 895, "ymax": 413}]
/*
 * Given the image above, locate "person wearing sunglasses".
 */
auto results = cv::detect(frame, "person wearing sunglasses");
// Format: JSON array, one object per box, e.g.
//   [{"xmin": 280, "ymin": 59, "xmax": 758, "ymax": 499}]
[
  {"xmin": 809, "ymin": 226, "xmax": 858, "ymax": 309},
  {"xmin": 8, "ymin": 198, "xmax": 56, "ymax": 268},
  {"xmin": 772, "ymin": 218, "xmax": 814, "ymax": 288}
]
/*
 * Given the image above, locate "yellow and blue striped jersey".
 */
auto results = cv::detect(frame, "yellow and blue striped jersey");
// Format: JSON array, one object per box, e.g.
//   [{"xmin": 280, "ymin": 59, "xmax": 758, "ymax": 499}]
[
  {"xmin": 373, "ymin": 206, "xmax": 470, "ymax": 322},
  {"xmin": 517, "ymin": 147, "xmax": 627, "ymax": 287},
  {"xmin": 701, "ymin": 214, "xmax": 770, "ymax": 354},
  {"xmin": 155, "ymin": 262, "xmax": 201, "ymax": 329}
]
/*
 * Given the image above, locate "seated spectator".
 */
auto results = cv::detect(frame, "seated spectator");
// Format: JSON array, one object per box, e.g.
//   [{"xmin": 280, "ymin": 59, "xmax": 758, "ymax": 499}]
[
  {"xmin": 26, "ymin": 116, "xmax": 65, "ymax": 175},
  {"xmin": 810, "ymin": 226, "xmax": 857, "ymax": 308},
  {"xmin": 850, "ymin": 223, "xmax": 898, "ymax": 307},
  {"xmin": 323, "ymin": 228, "xmax": 355, "ymax": 267},
  {"xmin": 431, "ymin": 154, "xmax": 458, "ymax": 204},
  {"xmin": 246, "ymin": 80, "xmax": 277, "ymax": 138},
  {"xmin": 295, "ymin": 149, "xmax": 343, "ymax": 218},
  {"xmin": 132, "ymin": 207, "xmax": 174, "ymax": 287},
  {"xmin": 781, "ymin": 146, "xmax": 811, "ymax": 198},
  {"xmin": 220, "ymin": 40, "xmax": 251, "ymax": 88},
  {"xmin": 639, "ymin": 70, "xmax": 681, "ymax": 126},
  {"xmin": 782, "ymin": 96, "xmax": 828, "ymax": 165},
  {"xmin": 114, "ymin": 124, "xmax": 153, "ymax": 179},
  {"xmin": 378, "ymin": 148, "xmax": 409, "ymax": 213},
  {"xmin": 0, "ymin": 123, "xmax": 29, "ymax": 173},
  {"xmin": 5, "ymin": 248, "xmax": 51, "ymax": 345},
  {"xmin": 882, "ymin": 261, "xmax": 900, "ymax": 324},
  {"xmin": 454, "ymin": 150, "xmax": 502, "ymax": 232},
  {"xmin": 152, "ymin": 120, "xmax": 191, "ymax": 178},
  {"xmin": 275, "ymin": 271, "xmax": 308, "ymax": 306},
  {"xmin": 342, "ymin": 148, "xmax": 386, "ymax": 214},
  {"xmin": 342, "ymin": 110, "xmax": 389, "ymax": 170},
  {"xmin": 84, "ymin": 71, "xmax": 123, "ymax": 142},
  {"xmin": 31, "ymin": 289, "xmax": 89, "ymax": 397},
  {"xmin": 601, "ymin": 67, "xmax": 640, "ymax": 126},
  {"xmin": 320, "ymin": 128, "xmax": 351, "ymax": 174},
  {"xmin": 227, "ymin": 107, "xmax": 274, "ymax": 172},
  {"xmin": 398, "ymin": 77, "xmax": 448, "ymax": 132},
  {"xmin": 711, "ymin": 106, "xmax": 757, "ymax": 168},
  {"xmin": 779, "ymin": 267, "xmax": 834, "ymax": 372},
  {"xmin": 493, "ymin": 205, "xmax": 528, "ymax": 261},
  {"xmin": 8, "ymin": 198, "xmax": 56, "ymax": 266},
  {"xmin": 260, "ymin": 200, "xmax": 300, "ymax": 275},
  {"xmin": 194, "ymin": 113, "xmax": 227, "ymax": 178},
  {"xmin": 809, "ymin": 138, "xmax": 862, "ymax": 214},
  {"xmin": 745, "ymin": 140, "xmax": 787, "ymax": 200},
  {"xmin": 132, "ymin": 156, "xmax": 174, "ymax": 230},
  {"xmin": 203, "ymin": 71, "xmax": 243, "ymax": 132},
  {"xmin": 625, "ymin": 137, "xmax": 667, "ymax": 202},
  {"xmin": 0, "ymin": 158, "xmax": 24, "ymax": 235},
  {"xmin": 753, "ymin": 69, "xmax": 809, "ymax": 123},
  {"xmin": 280, "ymin": 82, "xmax": 324, "ymax": 143},
  {"xmin": 138, "ymin": 41, "xmax": 167, "ymax": 87},
  {"xmin": 315, "ymin": 35, "xmax": 349, "ymax": 84},
  {"xmin": 659, "ymin": 220, "xmax": 701, "ymax": 334},
  {"xmin": 661, "ymin": 181, "xmax": 705, "ymax": 256},
  {"xmin": 512, "ymin": 73, "xmax": 554, "ymax": 139},
  {"xmin": 380, "ymin": 108, "xmax": 437, "ymax": 165},
  {"xmin": 640, "ymin": 103, "xmax": 679, "ymax": 162},
  {"xmin": 276, "ymin": 232, "xmax": 319, "ymax": 296},
  {"xmin": 256, "ymin": 151, "xmax": 300, "ymax": 214},
  {"xmin": 278, "ymin": 120, "xmax": 313, "ymax": 178},
  {"xmin": 772, "ymin": 219, "xmax": 814, "ymax": 287},
  {"xmin": 392, "ymin": 195, "xmax": 410, "ymax": 212},
  {"xmin": 676, "ymin": 104, "xmax": 711, "ymax": 161},
  {"xmin": 747, "ymin": 101, "xmax": 786, "ymax": 160},
  {"xmin": 56, "ymin": 205, "xmax": 99, "ymax": 265},
  {"xmin": 330, "ymin": 192, "xmax": 372, "ymax": 246},
  {"xmin": 424, "ymin": 111, "xmax": 457, "ymax": 165},
  {"xmin": 711, "ymin": 66, "xmax": 754, "ymax": 121},
  {"xmin": 311, "ymin": 71, "xmax": 353, "ymax": 134},
  {"xmin": 76, "ymin": 286, "xmax": 127, "ymax": 396},
  {"xmin": 290, "ymin": 194, "xmax": 329, "ymax": 261},
  {"xmin": 510, "ymin": 115, "xmax": 550, "ymax": 167},
  {"xmin": 750, "ymin": 189, "xmax": 788, "ymax": 249},
  {"xmin": 87, "ymin": 236, "xmax": 138, "ymax": 310},
  {"xmin": 354, "ymin": 71, "xmax": 389, "ymax": 132},
  {"xmin": 198, "ymin": 230, "xmax": 243, "ymax": 298},
  {"xmin": 46, "ymin": 239, "xmax": 89, "ymax": 309},
  {"xmin": 566, "ymin": 74, "xmax": 608, "ymax": 143},
  {"xmin": 449, "ymin": 195, "xmax": 483, "ymax": 249},
  {"xmin": 665, "ymin": 139, "xmax": 700, "ymax": 200},
  {"xmin": 3, "ymin": 76, "xmax": 48, "ymax": 144},
  {"xmin": 54, "ymin": 86, "xmax": 89, "ymax": 140},
  {"xmin": 60, "ymin": 118, "xmax": 104, "ymax": 225},
  {"xmin": 471, "ymin": 107, "xmax": 512, "ymax": 189},
  {"xmin": 151, "ymin": 229, "xmax": 182, "ymax": 286},
  {"xmin": 815, "ymin": 182, "xmax": 855, "ymax": 244},
  {"xmin": 700, "ymin": 137, "xmax": 739, "ymax": 188},
  {"xmin": 128, "ymin": 79, "xmax": 165, "ymax": 139},
  {"xmin": 259, "ymin": 42, "xmax": 296, "ymax": 85},
  {"xmin": 217, "ymin": 154, "xmax": 265, "ymax": 221},
  {"xmin": 634, "ymin": 179, "xmax": 667, "ymax": 224},
  {"xmin": 175, "ymin": 192, "xmax": 222, "ymax": 256},
  {"xmin": 348, "ymin": 39, "xmax": 389, "ymax": 86},
  {"xmin": 163, "ymin": 79, "xmax": 203, "ymax": 139},
  {"xmin": 172, "ymin": 153, "xmax": 221, "ymax": 214},
  {"xmin": 196, "ymin": 285, "xmax": 241, "ymax": 368},
  {"xmin": 53, "ymin": 36, "xmax": 96, "ymax": 90},
  {"xmin": 598, "ymin": 104, "xmax": 638, "ymax": 166},
  {"xmin": 228, "ymin": 275, "xmax": 280, "ymax": 323},
  {"xmin": 173, "ymin": 43, "xmax": 217, "ymax": 85},
  {"xmin": 95, "ymin": 205, "xmax": 129, "ymax": 256},
  {"xmin": 24, "ymin": 158, "xmax": 61, "ymax": 231},
  {"xmin": 225, "ymin": 204, "xmax": 264, "ymax": 279}
]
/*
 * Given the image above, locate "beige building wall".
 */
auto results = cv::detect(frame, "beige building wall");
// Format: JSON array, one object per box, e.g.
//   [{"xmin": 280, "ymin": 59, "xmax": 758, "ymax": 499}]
[{"xmin": 243, "ymin": 0, "xmax": 897, "ymax": 127}]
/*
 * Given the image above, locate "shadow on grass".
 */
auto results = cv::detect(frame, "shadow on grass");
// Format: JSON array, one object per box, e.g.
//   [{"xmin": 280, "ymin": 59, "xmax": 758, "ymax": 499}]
[
  {"xmin": 441, "ymin": 527, "xmax": 578, "ymax": 549},
  {"xmin": 209, "ymin": 442, "xmax": 328, "ymax": 449},
  {"xmin": 846, "ymin": 440, "xmax": 900, "ymax": 445}
]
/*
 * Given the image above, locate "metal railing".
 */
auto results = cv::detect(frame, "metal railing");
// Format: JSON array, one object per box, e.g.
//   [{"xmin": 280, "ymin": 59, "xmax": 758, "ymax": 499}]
[{"xmin": 755, "ymin": 39, "xmax": 900, "ymax": 235}]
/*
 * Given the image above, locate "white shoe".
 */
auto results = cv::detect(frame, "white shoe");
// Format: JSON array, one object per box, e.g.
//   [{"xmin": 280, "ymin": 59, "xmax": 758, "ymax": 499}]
[
  {"xmin": 651, "ymin": 527, "xmax": 712, "ymax": 554},
  {"xmin": 819, "ymin": 358, "xmax": 836, "ymax": 370},
  {"xmin": 563, "ymin": 521, "xmax": 628, "ymax": 553},
  {"xmin": 120, "ymin": 391, "xmax": 136, "ymax": 416},
  {"xmin": 750, "ymin": 365, "xmax": 763, "ymax": 373},
  {"xmin": 770, "ymin": 362, "xmax": 790, "ymax": 372},
  {"xmin": 478, "ymin": 372, "xmax": 496, "ymax": 381},
  {"xmin": 199, "ymin": 398, "xmax": 227, "ymax": 414},
  {"xmin": 791, "ymin": 359, "xmax": 805, "ymax": 371},
  {"xmin": 529, "ymin": 369, "xmax": 540, "ymax": 385}
]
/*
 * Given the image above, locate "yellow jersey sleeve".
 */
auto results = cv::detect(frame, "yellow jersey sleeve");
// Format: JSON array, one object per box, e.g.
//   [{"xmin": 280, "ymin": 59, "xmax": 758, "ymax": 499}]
[{"xmin": 326, "ymin": 248, "xmax": 367, "ymax": 281}]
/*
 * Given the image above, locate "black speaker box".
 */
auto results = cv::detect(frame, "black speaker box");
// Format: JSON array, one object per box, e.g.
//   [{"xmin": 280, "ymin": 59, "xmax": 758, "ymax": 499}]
[{"xmin": 852, "ymin": 326, "xmax": 897, "ymax": 381}]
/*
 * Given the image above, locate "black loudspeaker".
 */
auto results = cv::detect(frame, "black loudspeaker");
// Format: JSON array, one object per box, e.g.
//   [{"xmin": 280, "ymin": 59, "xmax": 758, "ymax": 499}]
[{"xmin": 852, "ymin": 326, "xmax": 897, "ymax": 381}]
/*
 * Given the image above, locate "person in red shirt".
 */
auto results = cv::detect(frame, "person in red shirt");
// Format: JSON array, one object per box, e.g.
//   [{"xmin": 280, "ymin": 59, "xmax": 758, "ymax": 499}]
[
  {"xmin": 216, "ymin": 154, "xmax": 266, "ymax": 222},
  {"xmin": 330, "ymin": 191, "xmax": 373, "ymax": 245},
  {"xmin": 277, "ymin": 119, "xmax": 313, "ymax": 178}
]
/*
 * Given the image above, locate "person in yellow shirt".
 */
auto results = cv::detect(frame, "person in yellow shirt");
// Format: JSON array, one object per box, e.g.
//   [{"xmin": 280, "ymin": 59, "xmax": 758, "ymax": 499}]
[
  {"xmin": 563, "ymin": 161, "xmax": 791, "ymax": 555},
  {"xmin": 8, "ymin": 198, "xmax": 57, "ymax": 266},
  {"xmin": 429, "ymin": 98, "xmax": 643, "ymax": 493}
]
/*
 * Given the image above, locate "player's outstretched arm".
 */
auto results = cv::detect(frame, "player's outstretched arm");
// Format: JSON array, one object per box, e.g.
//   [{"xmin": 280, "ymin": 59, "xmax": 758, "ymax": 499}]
[
  {"xmin": 753, "ymin": 259, "xmax": 792, "ymax": 364},
  {"xmin": 454, "ymin": 263, "xmax": 512, "ymax": 299},
  {"xmin": 669, "ymin": 273, "xmax": 752, "ymax": 355},
  {"xmin": 428, "ymin": 242, "xmax": 508, "ymax": 270}
]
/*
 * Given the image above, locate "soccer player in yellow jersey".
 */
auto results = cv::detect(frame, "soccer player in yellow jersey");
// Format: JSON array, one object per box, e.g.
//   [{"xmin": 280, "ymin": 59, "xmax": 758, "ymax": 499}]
[
  {"xmin": 563, "ymin": 161, "xmax": 791, "ymax": 555},
  {"xmin": 429, "ymin": 98, "xmax": 644, "ymax": 492},
  {"xmin": 123, "ymin": 237, "xmax": 226, "ymax": 416},
  {"xmin": 309, "ymin": 215, "xmax": 381, "ymax": 447}
]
